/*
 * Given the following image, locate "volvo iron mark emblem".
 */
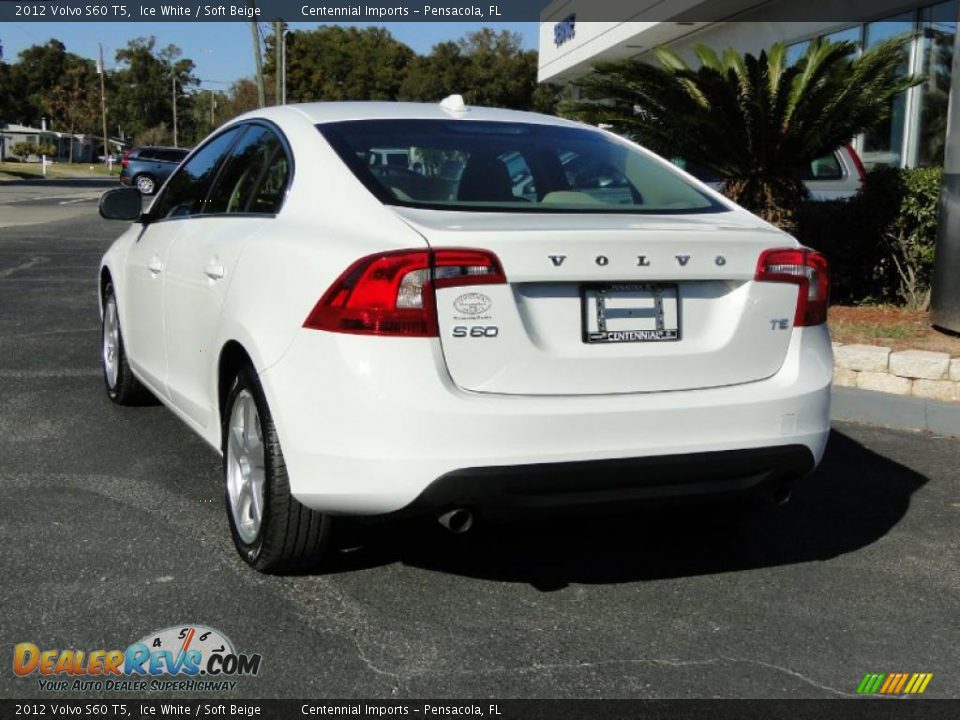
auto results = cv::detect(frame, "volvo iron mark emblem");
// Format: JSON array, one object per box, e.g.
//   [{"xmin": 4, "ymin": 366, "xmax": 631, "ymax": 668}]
[{"xmin": 453, "ymin": 293, "xmax": 493, "ymax": 316}]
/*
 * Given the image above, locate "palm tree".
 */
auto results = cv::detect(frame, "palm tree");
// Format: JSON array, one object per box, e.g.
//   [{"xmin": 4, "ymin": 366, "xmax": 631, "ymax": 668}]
[{"xmin": 561, "ymin": 37, "xmax": 919, "ymax": 228}]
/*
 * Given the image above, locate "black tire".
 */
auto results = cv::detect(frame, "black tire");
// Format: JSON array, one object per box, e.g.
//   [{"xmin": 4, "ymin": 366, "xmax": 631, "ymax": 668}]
[
  {"xmin": 134, "ymin": 174, "xmax": 157, "ymax": 195},
  {"xmin": 101, "ymin": 282, "xmax": 152, "ymax": 405},
  {"xmin": 222, "ymin": 364, "xmax": 332, "ymax": 573}
]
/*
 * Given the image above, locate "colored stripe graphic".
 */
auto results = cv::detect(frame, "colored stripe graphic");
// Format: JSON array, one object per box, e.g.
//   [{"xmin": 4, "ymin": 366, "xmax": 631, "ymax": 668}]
[
  {"xmin": 857, "ymin": 672, "xmax": 932, "ymax": 694},
  {"xmin": 879, "ymin": 674, "xmax": 897, "ymax": 693},
  {"xmin": 893, "ymin": 674, "xmax": 909, "ymax": 694},
  {"xmin": 857, "ymin": 673, "xmax": 883, "ymax": 694}
]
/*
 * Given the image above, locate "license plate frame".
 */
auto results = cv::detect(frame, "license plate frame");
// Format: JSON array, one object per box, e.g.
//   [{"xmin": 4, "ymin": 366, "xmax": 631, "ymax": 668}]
[{"xmin": 581, "ymin": 282, "xmax": 681, "ymax": 344}]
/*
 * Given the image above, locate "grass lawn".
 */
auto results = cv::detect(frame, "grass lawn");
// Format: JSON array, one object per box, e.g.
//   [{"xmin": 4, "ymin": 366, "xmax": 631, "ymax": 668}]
[
  {"xmin": 0, "ymin": 161, "xmax": 120, "ymax": 180},
  {"xmin": 830, "ymin": 306, "xmax": 960, "ymax": 356}
]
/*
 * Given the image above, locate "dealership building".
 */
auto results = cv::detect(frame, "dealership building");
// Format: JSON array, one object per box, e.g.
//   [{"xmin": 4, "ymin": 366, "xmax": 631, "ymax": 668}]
[{"xmin": 538, "ymin": 0, "xmax": 960, "ymax": 330}]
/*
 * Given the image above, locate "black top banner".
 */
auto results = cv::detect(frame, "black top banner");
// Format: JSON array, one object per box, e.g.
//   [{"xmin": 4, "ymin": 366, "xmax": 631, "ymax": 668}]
[
  {"xmin": 0, "ymin": 0, "xmax": 941, "ymax": 23},
  {"xmin": 3, "ymin": 700, "xmax": 960, "ymax": 719}
]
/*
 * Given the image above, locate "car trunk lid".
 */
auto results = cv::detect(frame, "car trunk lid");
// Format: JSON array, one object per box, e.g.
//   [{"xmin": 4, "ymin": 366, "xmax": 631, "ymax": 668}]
[{"xmin": 393, "ymin": 208, "xmax": 800, "ymax": 395}]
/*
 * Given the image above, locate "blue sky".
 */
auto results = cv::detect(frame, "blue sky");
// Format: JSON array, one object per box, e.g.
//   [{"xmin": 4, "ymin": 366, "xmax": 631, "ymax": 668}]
[{"xmin": 1, "ymin": 22, "xmax": 539, "ymax": 90}]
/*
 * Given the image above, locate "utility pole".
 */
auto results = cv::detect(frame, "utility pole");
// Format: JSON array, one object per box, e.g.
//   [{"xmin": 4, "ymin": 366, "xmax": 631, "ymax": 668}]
[
  {"xmin": 281, "ymin": 29, "xmax": 289, "ymax": 104},
  {"xmin": 41, "ymin": 116, "xmax": 47, "ymax": 176},
  {"xmin": 274, "ymin": 21, "xmax": 282, "ymax": 105},
  {"xmin": 249, "ymin": 4, "xmax": 265, "ymax": 108},
  {"xmin": 210, "ymin": 89, "xmax": 216, "ymax": 127},
  {"xmin": 98, "ymin": 43, "xmax": 109, "ymax": 165},
  {"xmin": 172, "ymin": 75, "xmax": 178, "ymax": 147}
]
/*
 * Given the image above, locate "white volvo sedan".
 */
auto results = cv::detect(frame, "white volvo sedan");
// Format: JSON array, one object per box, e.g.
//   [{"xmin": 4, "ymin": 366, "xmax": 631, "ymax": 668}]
[{"xmin": 98, "ymin": 98, "xmax": 833, "ymax": 573}]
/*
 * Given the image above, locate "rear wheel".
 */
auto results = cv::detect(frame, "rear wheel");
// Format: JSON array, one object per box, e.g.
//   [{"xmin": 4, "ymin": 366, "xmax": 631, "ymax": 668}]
[
  {"xmin": 101, "ymin": 282, "xmax": 151, "ymax": 405},
  {"xmin": 135, "ymin": 174, "xmax": 156, "ymax": 195},
  {"xmin": 223, "ymin": 365, "xmax": 332, "ymax": 573}
]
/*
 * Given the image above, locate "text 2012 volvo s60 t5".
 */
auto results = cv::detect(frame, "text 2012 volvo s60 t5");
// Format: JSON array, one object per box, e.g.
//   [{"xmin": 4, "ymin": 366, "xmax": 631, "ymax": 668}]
[{"xmin": 97, "ymin": 97, "xmax": 833, "ymax": 573}]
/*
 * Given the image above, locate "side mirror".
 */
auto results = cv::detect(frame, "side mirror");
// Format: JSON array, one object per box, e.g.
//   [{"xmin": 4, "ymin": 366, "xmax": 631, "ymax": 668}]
[{"xmin": 99, "ymin": 187, "xmax": 145, "ymax": 222}]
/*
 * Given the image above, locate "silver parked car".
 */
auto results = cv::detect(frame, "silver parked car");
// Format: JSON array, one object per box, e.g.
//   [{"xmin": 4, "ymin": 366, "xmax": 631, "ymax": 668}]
[{"xmin": 673, "ymin": 144, "xmax": 866, "ymax": 201}]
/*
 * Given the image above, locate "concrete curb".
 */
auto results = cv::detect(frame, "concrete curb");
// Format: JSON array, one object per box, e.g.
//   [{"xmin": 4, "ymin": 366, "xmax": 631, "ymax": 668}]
[{"xmin": 831, "ymin": 385, "xmax": 960, "ymax": 438}]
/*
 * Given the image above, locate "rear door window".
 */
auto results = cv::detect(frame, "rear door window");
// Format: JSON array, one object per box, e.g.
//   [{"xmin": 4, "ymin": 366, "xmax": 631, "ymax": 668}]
[
  {"xmin": 151, "ymin": 127, "xmax": 245, "ymax": 220},
  {"xmin": 247, "ymin": 151, "xmax": 290, "ymax": 214},
  {"xmin": 205, "ymin": 124, "xmax": 290, "ymax": 215}
]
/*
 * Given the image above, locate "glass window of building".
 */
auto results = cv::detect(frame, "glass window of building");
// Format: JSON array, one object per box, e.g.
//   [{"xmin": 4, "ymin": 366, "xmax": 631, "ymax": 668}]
[
  {"xmin": 786, "ymin": 40, "xmax": 811, "ymax": 65},
  {"xmin": 862, "ymin": 13, "xmax": 916, "ymax": 168},
  {"xmin": 822, "ymin": 26, "xmax": 863, "ymax": 46},
  {"xmin": 917, "ymin": 0, "xmax": 958, "ymax": 165}
]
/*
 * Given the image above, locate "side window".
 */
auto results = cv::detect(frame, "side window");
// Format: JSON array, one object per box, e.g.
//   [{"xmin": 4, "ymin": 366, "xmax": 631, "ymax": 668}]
[
  {"xmin": 137, "ymin": 149, "xmax": 155, "ymax": 160},
  {"xmin": 155, "ymin": 149, "xmax": 186, "ymax": 164},
  {"xmin": 151, "ymin": 127, "xmax": 244, "ymax": 220},
  {"xmin": 805, "ymin": 152, "xmax": 844, "ymax": 181},
  {"xmin": 248, "ymin": 151, "xmax": 290, "ymax": 214},
  {"xmin": 205, "ymin": 125, "xmax": 290, "ymax": 215}
]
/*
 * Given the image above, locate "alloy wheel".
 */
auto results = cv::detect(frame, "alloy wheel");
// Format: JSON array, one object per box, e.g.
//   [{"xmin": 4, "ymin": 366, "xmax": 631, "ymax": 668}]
[{"xmin": 226, "ymin": 390, "xmax": 266, "ymax": 544}]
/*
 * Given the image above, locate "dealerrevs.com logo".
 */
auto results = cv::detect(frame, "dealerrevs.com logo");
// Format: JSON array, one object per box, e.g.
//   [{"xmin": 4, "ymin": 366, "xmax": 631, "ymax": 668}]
[{"xmin": 14, "ymin": 624, "xmax": 262, "ymax": 692}]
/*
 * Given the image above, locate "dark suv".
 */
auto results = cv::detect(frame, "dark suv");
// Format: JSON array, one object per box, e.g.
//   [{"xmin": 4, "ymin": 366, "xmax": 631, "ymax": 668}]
[{"xmin": 119, "ymin": 146, "xmax": 190, "ymax": 195}]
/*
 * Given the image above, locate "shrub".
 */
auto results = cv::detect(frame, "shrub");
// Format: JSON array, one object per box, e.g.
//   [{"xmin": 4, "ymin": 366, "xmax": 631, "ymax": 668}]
[
  {"xmin": 880, "ymin": 167, "xmax": 942, "ymax": 310},
  {"xmin": 796, "ymin": 167, "xmax": 942, "ymax": 308},
  {"xmin": 10, "ymin": 141, "xmax": 36, "ymax": 159},
  {"xmin": 36, "ymin": 142, "xmax": 57, "ymax": 157},
  {"xmin": 136, "ymin": 123, "xmax": 172, "ymax": 147}
]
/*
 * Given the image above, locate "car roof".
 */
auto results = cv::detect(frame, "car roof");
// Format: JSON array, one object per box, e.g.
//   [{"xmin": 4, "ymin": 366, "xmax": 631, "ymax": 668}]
[
  {"xmin": 242, "ymin": 101, "xmax": 586, "ymax": 129},
  {"xmin": 134, "ymin": 146, "xmax": 188, "ymax": 152}
]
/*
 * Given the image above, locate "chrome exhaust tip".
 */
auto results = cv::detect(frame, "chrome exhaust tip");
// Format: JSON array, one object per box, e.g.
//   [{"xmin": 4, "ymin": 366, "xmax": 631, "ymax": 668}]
[
  {"xmin": 771, "ymin": 483, "xmax": 792, "ymax": 506},
  {"xmin": 437, "ymin": 508, "xmax": 474, "ymax": 534}
]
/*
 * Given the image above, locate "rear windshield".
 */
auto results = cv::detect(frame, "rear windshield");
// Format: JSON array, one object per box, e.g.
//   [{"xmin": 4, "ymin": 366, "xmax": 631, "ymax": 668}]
[{"xmin": 318, "ymin": 120, "xmax": 726, "ymax": 214}]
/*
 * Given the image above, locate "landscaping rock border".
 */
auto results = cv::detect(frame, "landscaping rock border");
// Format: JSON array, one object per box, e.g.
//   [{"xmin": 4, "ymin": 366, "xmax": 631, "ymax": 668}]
[{"xmin": 833, "ymin": 343, "xmax": 960, "ymax": 402}]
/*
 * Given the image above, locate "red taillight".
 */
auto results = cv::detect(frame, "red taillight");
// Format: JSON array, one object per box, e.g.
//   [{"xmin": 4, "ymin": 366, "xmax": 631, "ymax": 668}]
[
  {"xmin": 846, "ymin": 143, "xmax": 866, "ymax": 182},
  {"xmin": 121, "ymin": 151, "xmax": 130, "ymax": 169},
  {"xmin": 755, "ymin": 248, "xmax": 830, "ymax": 327},
  {"xmin": 304, "ymin": 248, "xmax": 506, "ymax": 337}
]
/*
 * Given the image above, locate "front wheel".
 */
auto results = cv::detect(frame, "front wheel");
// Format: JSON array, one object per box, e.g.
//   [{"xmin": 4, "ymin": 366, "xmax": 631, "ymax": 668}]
[
  {"xmin": 223, "ymin": 365, "xmax": 332, "ymax": 573},
  {"xmin": 135, "ymin": 174, "xmax": 156, "ymax": 195},
  {"xmin": 101, "ymin": 282, "xmax": 151, "ymax": 405}
]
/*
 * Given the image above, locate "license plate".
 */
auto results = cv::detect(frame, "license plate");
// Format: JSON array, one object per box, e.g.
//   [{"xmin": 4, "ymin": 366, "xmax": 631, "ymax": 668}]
[{"xmin": 582, "ymin": 283, "xmax": 680, "ymax": 344}]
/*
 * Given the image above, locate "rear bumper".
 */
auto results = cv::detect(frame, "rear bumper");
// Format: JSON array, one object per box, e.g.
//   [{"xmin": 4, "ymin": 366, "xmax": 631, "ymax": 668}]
[
  {"xmin": 258, "ymin": 325, "xmax": 833, "ymax": 516},
  {"xmin": 399, "ymin": 445, "xmax": 814, "ymax": 518}
]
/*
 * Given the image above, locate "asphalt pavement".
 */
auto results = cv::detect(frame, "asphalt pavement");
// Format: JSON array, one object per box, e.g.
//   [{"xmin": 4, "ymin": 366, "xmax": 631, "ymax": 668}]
[{"xmin": 1, "ymin": 181, "xmax": 958, "ymax": 700}]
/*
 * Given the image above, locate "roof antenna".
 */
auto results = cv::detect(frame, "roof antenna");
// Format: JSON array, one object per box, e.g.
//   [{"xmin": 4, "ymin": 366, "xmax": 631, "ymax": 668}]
[{"xmin": 440, "ymin": 94, "xmax": 468, "ymax": 114}]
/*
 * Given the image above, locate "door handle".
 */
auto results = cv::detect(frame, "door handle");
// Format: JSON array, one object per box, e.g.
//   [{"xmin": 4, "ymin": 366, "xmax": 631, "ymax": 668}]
[
  {"xmin": 204, "ymin": 260, "xmax": 225, "ymax": 280},
  {"xmin": 148, "ymin": 257, "xmax": 163, "ymax": 275}
]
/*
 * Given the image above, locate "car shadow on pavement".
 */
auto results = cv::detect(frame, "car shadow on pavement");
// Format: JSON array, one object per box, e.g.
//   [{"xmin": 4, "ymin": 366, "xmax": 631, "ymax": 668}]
[{"xmin": 323, "ymin": 429, "xmax": 928, "ymax": 589}]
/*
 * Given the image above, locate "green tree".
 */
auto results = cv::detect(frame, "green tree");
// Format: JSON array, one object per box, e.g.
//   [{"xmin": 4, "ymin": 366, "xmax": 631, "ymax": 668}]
[
  {"xmin": 7, "ymin": 40, "xmax": 72, "ymax": 127},
  {"xmin": 44, "ymin": 56, "xmax": 100, "ymax": 161},
  {"xmin": 399, "ymin": 29, "xmax": 561, "ymax": 113},
  {"xmin": 271, "ymin": 26, "xmax": 414, "ymax": 103},
  {"xmin": 0, "ymin": 60, "xmax": 31, "ymax": 125},
  {"xmin": 110, "ymin": 37, "xmax": 199, "ymax": 145},
  {"xmin": 218, "ymin": 78, "xmax": 261, "ymax": 119},
  {"xmin": 562, "ymin": 37, "xmax": 919, "ymax": 228}
]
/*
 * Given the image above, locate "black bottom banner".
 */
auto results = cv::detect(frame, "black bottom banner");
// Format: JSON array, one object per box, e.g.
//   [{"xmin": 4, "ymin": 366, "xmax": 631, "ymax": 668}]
[{"xmin": 3, "ymin": 700, "xmax": 959, "ymax": 720}]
